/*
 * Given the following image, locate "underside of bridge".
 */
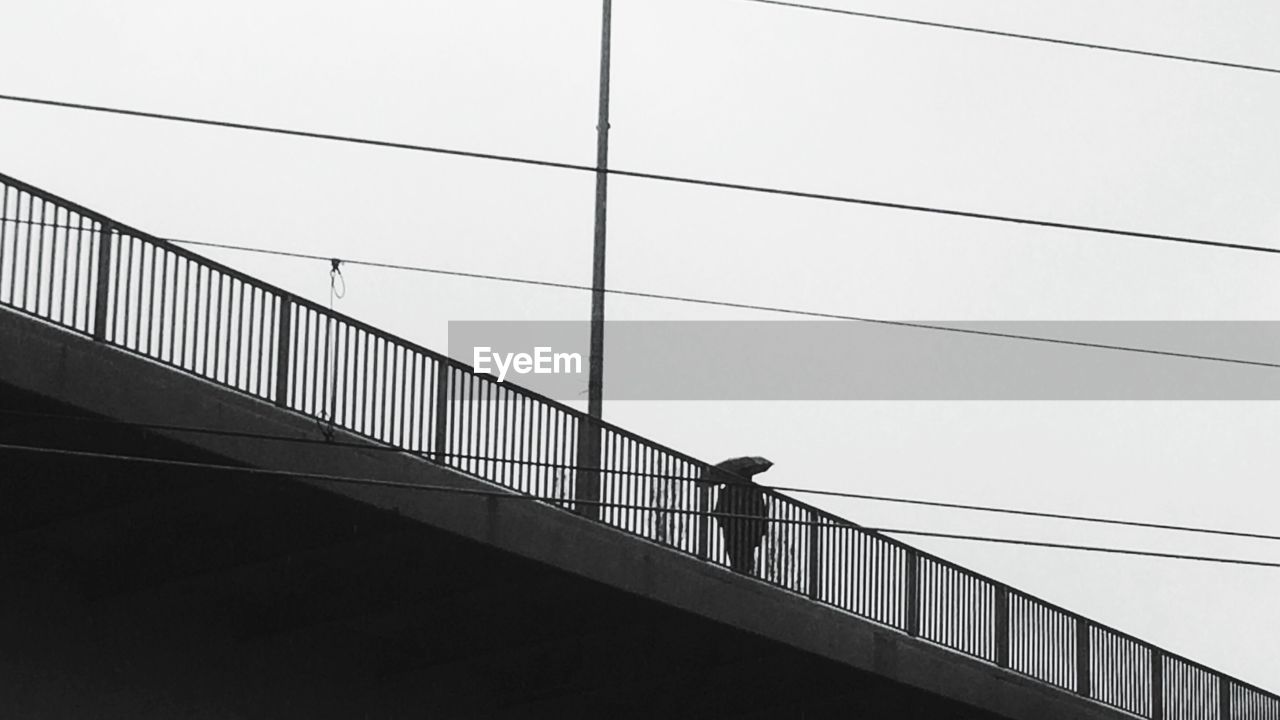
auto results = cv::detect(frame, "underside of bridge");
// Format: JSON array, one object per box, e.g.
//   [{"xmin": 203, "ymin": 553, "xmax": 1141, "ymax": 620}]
[
  {"xmin": 3, "ymin": 384, "xmax": 1001, "ymax": 720},
  {"xmin": 0, "ymin": 299, "xmax": 1148, "ymax": 720}
]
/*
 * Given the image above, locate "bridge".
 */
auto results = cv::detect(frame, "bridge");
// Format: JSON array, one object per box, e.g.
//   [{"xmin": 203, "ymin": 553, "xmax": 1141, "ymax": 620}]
[{"xmin": 0, "ymin": 170, "xmax": 1276, "ymax": 718}]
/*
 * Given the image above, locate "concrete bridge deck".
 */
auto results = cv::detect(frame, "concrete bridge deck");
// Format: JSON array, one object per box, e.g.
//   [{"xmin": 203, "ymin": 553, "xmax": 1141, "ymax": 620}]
[{"xmin": 2, "ymin": 169, "xmax": 1275, "ymax": 719}]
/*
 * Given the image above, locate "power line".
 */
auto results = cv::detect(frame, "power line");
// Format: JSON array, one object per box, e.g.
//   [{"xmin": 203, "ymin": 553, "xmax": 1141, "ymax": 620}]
[
  {"xmin": 2, "ymin": 440, "xmax": 1278, "ymax": 570},
  {"xmin": 734, "ymin": 0, "xmax": 1280, "ymax": 76},
  {"xmin": 853, "ymin": 528, "xmax": 1280, "ymax": 568},
  {"xmin": 168, "ymin": 236, "xmax": 1280, "ymax": 370},
  {"xmin": 3, "ymin": 93, "xmax": 1279, "ymax": 257},
  {"xmin": 767, "ymin": 485, "xmax": 1280, "ymax": 544},
  {"xmin": 6, "ymin": 408, "xmax": 1280, "ymax": 545},
  {"xmin": 6, "ymin": 215, "xmax": 1276, "ymax": 370}
]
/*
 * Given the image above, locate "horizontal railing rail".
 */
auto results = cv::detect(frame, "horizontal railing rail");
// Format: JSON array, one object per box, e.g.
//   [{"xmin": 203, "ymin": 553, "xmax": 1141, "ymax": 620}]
[{"xmin": 1, "ymin": 170, "xmax": 1275, "ymax": 720}]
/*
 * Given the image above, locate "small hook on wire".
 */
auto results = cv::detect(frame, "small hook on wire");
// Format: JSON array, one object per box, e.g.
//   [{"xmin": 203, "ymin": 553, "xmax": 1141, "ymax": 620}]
[{"xmin": 329, "ymin": 258, "xmax": 346, "ymax": 300}]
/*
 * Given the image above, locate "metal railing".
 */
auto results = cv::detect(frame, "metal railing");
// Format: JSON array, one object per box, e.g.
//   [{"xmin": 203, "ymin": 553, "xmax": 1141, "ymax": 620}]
[{"xmin": 1, "ymin": 170, "xmax": 1276, "ymax": 719}]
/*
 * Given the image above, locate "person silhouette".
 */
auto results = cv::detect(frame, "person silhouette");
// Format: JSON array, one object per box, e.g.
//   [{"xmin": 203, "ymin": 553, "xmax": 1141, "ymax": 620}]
[{"xmin": 706, "ymin": 456, "xmax": 774, "ymax": 574}]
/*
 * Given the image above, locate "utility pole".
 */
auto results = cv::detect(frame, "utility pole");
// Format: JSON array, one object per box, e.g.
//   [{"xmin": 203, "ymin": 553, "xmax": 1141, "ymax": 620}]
[{"xmin": 576, "ymin": 0, "xmax": 612, "ymax": 520}]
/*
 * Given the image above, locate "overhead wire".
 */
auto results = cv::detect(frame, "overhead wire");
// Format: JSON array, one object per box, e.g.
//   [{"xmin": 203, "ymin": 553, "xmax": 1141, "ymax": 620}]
[
  {"xmin": 168, "ymin": 236, "xmax": 1280, "ymax": 370},
  {"xmin": 4, "ymin": 408, "xmax": 1280, "ymax": 545},
  {"xmin": 733, "ymin": 0, "xmax": 1280, "ymax": 76},
  {"xmin": 2, "ymin": 441, "xmax": 1278, "ymax": 569},
  {"xmin": 4, "ymin": 214, "xmax": 1271, "ymax": 370},
  {"xmin": 2, "ymin": 93, "xmax": 1279, "ymax": 257}
]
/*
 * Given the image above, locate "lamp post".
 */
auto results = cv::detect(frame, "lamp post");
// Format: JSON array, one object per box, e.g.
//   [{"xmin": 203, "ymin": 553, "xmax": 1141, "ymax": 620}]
[{"xmin": 577, "ymin": 0, "xmax": 613, "ymax": 520}]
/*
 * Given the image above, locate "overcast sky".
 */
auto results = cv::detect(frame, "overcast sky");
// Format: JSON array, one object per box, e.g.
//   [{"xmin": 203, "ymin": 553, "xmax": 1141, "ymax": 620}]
[{"xmin": 3, "ymin": 0, "xmax": 1279, "ymax": 690}]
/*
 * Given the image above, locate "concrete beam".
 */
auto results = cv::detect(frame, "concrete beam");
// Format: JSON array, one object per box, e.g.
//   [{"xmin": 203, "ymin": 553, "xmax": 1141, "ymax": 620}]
[{"xmin": 0, "ymin": 307, "xmax": 1133, "ymax": 720}]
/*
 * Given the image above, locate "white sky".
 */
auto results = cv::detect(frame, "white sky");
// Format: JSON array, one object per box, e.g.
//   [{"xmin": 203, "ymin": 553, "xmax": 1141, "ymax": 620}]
[{"xmin": 2, "ymin": 0, "xmax": 1279, "ymax": 691}]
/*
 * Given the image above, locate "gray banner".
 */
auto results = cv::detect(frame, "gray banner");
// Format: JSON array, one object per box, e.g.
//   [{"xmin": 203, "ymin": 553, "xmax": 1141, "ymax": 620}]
[{"xmin": 447, "ymin": 321, "xmax": 1280, "ymax": 400}]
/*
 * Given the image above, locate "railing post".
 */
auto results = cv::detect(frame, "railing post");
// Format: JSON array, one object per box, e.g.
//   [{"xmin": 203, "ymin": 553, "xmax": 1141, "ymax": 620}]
[
  {"xmin": 1076, "ymin": 617, "xmax": 1091, "ymax": 697},
  {"xmin": 694, "ymin": 478, "xmax": 712, "ymax": 561},
  {"xmin": 1219, "ymin": 675, "xmax": 1232, "ymax": 720},
  {"xmin": 807, "ymin": 510, "xmax": 821, "ymax": 600},
  {"xmin": 274, "ymin": 295, "xmax": 292, "ymax": 407},
  {"xmin": 433, "ymin": 362, "xmax": 449, "ymax": 462},
  {"xmin": 905, "ymin": 549, "xmax": 921, "ymax": 636},
  {"xmin": 91, "ymin": 221, "xmax": 114, "ymax": 341},
  {"xmin": 574, "ymin": 416, "xmax": 602, "ymax": 520},
  {"xmin": 1151, "ymin": 648, "xmax": 1164, "ymax": 720},
  {"xmin": 994, "ymin": 585, "xmax": 1010, "ymax": 668}
]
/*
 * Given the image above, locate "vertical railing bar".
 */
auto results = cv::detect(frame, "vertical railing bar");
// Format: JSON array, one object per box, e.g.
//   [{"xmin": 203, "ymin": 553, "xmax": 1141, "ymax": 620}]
[
  {"xmin": 361, "ymin": 332, "xmax": 371, "ymax": 435},
  {"xmin": 45, "ymin": 206, "xmax": 57, "ymax": 319},
  {"xmin": 806, "ymin": 512, "xmax": 820, "ymax": 600},
  {"xmin": 56, "ymin": 207, "xmax": 69, "ymax": 325},
  {"xmin": 389, "ymin": 344, "xmax": 400, "ymax": 447},
  {"xmin": 457, "ymin": 362, "xmax": 467, "ymax": 469},
  {"xmin": 485, "ymin": 379, "xmax": 497, "ymax": 481},
  {"xmin": 498, "ymin": 382, "xmax": 509, "ymax": 486},
  {"xmin": 400, "ymin": 349, "xmax": 411, "ymax": 451},
  {"xmin": 33, "ymin": 199, "xmax": 45, "ymax": 316},
  {"xmin": 199, "ymin": 265, "xmax": 211, "ymax": 375},
  {"xmin": 7, "ymin": 189, "xmax": 16, "ymax": 306},
  {"xmin": 434, "ymin": 362, "xmax": 449, "ymax": 462},
  {"xmin": 17, "ymin": 193, "xmax": 30, "ymax": 310},
  {"xmin": 417, "ymin": 353, "xmax": 427, "ymax": 454},
  {"xmin": 391, "ymin": 343, "xmax": 402, "ymax": 446},
  {"xmin": 992, "ymin": 582, "xmax": 1009, "ymax": 666},
  {"xmin": 31, "ymin": 199, "xmax": 42, "ymax": 314},
  {"xmin": 230, "ymin": 279, "xmax": 242, "ymax": 388},
  {"xmin": 535, "ymin": 397, "xmax": 547, "ymax": 497},
  {"xmin": 124, "ymin": 235, "xmax": 137, "ymax": 348},
  {"xmin": 143, "ymin": 240, "xmax": 156, "ymax": 356},
  {"xmin": 67, "ymin": 212, "xmax": 81, "ymax": 328},
  {"xmin": 92, "ymin": 222, "xmax": 114, "ymax": 341},
  {"xmin": 514, "ymin": 389, "xmax": 524, "ymax": 489},
  {"xmin": 155, "ymin": 249, "xmax": 167, "ymax": 361},
  {"xmin": 157, "ymin": 248, "xmax": 168, "ymax": 361},
  {"xmin": 1220, "ymin": 675, "xmax": 1232, "ymax": 720},
  {"xmin": 291, "ymin": 298, "xmax": 302, "ymax": 407},
  {"xmin": 166, "ymin": 254, "xmax": 178, "ymax": 363},
  {"xmin": 1152, "ymin": 648, "xmax": 1164, "ymax": 720},
  {"xmin": 340, "ymin": 323, "xmax": 350, "ymax": 428},
  {"xmin": 211, "ymin": 271, "xmax": 225, "ymax": 382},
  {"xmin": 109, "ymin": 231, "xmax": 124, "ymax": 344},
  {"xmin": 274, "ymin": 295, "xmax": 292, "ymax": 407},
  {"xmin": 376, "ymin": 336, "xmax": 387, "ymax": 441},
  {"xmin": 65, "ymin": 209, "xmax": 77, "ymax": 326},
  {"xmin": 0, "ymin": 185, "xmax": 9, "ymax": 307},
  {"xmin": 1077, "ymin": 617, "xmax": 1091, "ymax": 698},
  {"xmin": 249, "ymin": 287, "xmax": 260, "ymax": 395},
  {"xmin": 406, "ymin": 351, "xmax": 417, "ymax": 452},
  {"xmin": 53, "ymin": 204, "xmax": 66, "ymax": 319},
  {"xmin": 81, "ymin": 215, "xmax": 93, "ymax": 331},
  {"xmin": 466, "ymin": 375, "xmax": 477, "ymax": 475},
  {"xmin": 7, "ymin": 190, "xmax": 19, "ymax": 307},
  {"xmin": 399, "ymin": 346, "xmax": 409, "ymax": 449},
  {"xmin": 408, "ymin": 348, "xmax": 417, "ymax": 451},
  {"xmin": 45, "ymin": 201, "xmax": 56, "ymax": 318},
  {"xmin": 220, "ymin": 273, "xmax": 232, "ymax": 384},
  {"xmin": 42, "ymin": 200, "xmax": 54, "ymax": 317},
  {"xmin": 179, "ymin": 257, "xmax": 191, "ymax": 369},
  {"xmin": 304, "ymin": 308, "xmax": 316, "ymax": 413},
  {"xmin": 17, "ymin": 192, "xmax": 31, "ymax": 311},
  {"xmin": 327, "ymin": 317, "xmax": 340, "ymax": 425},
  {"xmin": 143, "ymin": 240, "xmax": 155, "ymax": 355},
  {"xmin": 47, "ymin": 204, "xmax": 58, "ymax": 319}
]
